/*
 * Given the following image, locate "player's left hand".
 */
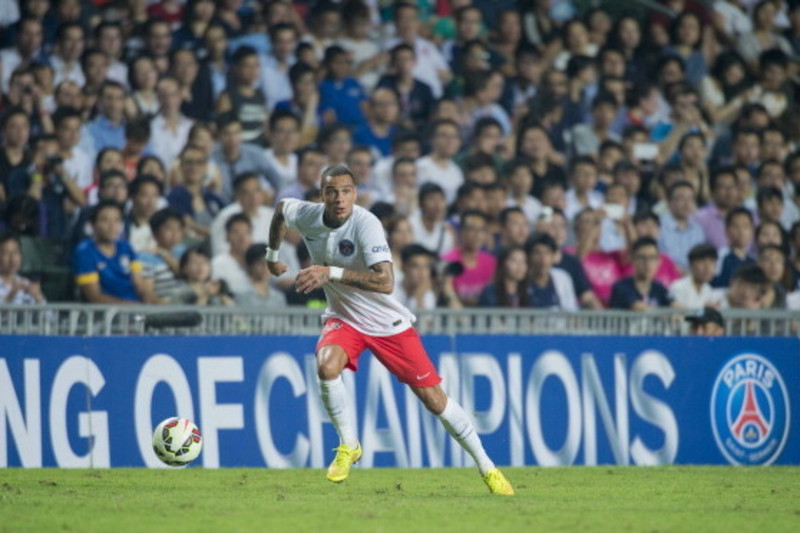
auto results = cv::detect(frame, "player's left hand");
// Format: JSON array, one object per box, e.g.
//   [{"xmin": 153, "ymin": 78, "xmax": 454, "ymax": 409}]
[{"xmin": 295, "ymin": 265, "xmax": 331, "ymax": 294}]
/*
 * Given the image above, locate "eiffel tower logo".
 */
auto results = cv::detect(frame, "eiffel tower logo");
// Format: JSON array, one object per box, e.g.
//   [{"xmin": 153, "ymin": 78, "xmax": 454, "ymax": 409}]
[{"xmin": 732, "ymin": 382, "xmax": 769, "ymax": 443}]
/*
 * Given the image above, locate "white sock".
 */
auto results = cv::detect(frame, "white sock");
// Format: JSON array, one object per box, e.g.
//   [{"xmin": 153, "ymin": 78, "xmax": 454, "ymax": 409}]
[
  {"xmin": 319, "ymin": 376, "xmax": 359, "ymax": 449},
  {"xmin": 437, "ymin": 398, "xmax": 495, "ymax": 475}
]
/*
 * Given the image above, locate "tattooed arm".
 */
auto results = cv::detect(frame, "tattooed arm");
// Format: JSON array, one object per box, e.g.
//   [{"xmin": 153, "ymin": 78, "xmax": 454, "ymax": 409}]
[{"xmin": 295, "ymin": 261, "xmax": 394, "ymax": 295}]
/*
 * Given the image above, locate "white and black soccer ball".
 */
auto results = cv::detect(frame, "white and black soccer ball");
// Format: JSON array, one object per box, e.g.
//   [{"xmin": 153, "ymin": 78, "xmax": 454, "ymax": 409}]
[{"xmin": 152, "ymin": 417, "xmax": 203, "ymax": 467}]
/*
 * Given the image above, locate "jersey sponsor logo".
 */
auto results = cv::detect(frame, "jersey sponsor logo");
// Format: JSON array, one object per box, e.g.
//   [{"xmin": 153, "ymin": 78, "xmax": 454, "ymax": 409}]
[
  {"xmin": 338, "ymin": 239, "xmax": 355, "ymax": 257},
  {"xmin": 372, "ymin": 245, "xmax": 390, "ymax": 253},
  {"xmin": 710, "ymin": 354, "xmax": 790, "ymax": 465}
]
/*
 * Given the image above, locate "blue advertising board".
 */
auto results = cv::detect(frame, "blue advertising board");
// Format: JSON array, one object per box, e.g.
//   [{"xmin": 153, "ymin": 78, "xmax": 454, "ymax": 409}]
[{"xmin": 1, "ymin": 335, "xmax": 798, "ymax": 468}]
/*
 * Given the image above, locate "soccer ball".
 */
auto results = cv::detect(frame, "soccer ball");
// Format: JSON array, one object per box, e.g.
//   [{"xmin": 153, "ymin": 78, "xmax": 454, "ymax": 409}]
[{"xmin": 152, "ymin": 417, "xmax": 203, "ymax": 467}]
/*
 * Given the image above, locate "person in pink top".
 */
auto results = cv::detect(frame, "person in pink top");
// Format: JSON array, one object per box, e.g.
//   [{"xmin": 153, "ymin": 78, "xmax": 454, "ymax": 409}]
[
  {"xmin": 441, "ymin": 209, "xmax": 497, "ymax": 306},
  {"xmin": 565, "ymin": 208, "xmax": 625, "ymax": 306},
  {"xmin": 621, "ymin": 211, "xmax": 683, "ymax": 287}
]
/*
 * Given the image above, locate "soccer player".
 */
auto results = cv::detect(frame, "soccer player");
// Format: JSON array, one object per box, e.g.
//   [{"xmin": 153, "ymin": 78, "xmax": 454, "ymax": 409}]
[{"xmin": 266, "ymin": 165, "xmax": 514, "ymax": 495}]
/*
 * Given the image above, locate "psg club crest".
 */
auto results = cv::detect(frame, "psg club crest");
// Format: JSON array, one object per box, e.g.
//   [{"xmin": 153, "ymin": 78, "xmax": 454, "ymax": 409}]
[
  {"xmin": 710, "ymin": 354, "xmax": 790, "ymax": 466},
  {"xmin": 338, "ymin": 239, "xmax": 355, "ymax": 257}
]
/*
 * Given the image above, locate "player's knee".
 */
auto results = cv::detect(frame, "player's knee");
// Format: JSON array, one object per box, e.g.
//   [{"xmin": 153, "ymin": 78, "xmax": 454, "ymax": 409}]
[
  {"xmin": 415, "ymin": 386, "xmax": 447, "ymax": 415},
  {"xmin": 317, "ymin": 348, "xmax": 346, "ymax": 380},
  {"xmin": 317, "ymin": 360, "xmax": 341, "ymax": 380}
]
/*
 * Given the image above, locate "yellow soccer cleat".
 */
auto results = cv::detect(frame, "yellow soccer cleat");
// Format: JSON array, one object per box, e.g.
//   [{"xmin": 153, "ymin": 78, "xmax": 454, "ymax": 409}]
[
  {"xmin": 326, "ymin": 443, "xmax": 362, "ymax": 483},
  {"xmin": 483, "ymin": 468, "xmax": 515, "ymax": 495}
]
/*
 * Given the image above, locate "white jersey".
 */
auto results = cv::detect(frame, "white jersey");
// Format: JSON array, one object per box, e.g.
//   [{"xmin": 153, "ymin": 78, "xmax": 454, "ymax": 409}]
[{"xmin": 283, "ymin": 199, "xmax": 416, "ymax": 336}]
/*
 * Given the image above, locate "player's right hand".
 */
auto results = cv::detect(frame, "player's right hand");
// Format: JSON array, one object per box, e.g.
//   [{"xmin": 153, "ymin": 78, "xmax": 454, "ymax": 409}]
[{"xmin": 267, "ymin": 261, "xmax": 288, "ymax": 277}]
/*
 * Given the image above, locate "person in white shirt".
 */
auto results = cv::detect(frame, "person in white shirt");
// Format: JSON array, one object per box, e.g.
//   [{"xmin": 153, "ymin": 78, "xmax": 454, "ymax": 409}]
[
  {"xmin": 150, "ymin": 76, "xmax": 193, "ymax": 170},
  {"xmin": 384, "ymin": 2, "xmax": 451, "ymax": 98},
  {"xmin": 528, "ymin": 233, "xmax": 579, "ymax": 311},
  {"xmin": 211, "ymin": 213, "xmax": 253, "ymax": 295},
  {"xmin": 408, "ymin": 183, "xmax": 456, "ymax": 256},
  {"xmin": 0, "ymin": 17, "xmax": 44, "ymax": 93},
  {"xmin": 126, "ymin": 175, "xmax": 163, "ymax": 253},
  {"xmin": 0, "ymin": 233, "xmax": 45, "ymax": 305},
  {"xmin": 504, "ymin": 160, "xmax": 542, "ymax": 229},
  {"xmin": 260, "ymin": 23, "xmax": 296, "ymax": 110},
  {"xmin": 263, "ymin": 110, "xmax": 300, "ymax": 192},
  {"xmin": 50, "ymin": 23, "xmax": 86, "ymax": 87},
  {"xmin": 393, "ymin": 243, "xmax": 437, "ymax": 310},
  {"xmin": 387, "ymin": 157, "xmax": 419, "ymax": 216},
  {"xmin": 54, "ymin": 107, "xmax": 93, "ymax": 190},
  {"xmin": 211, "ymin": 172, "xmax": 275, "ymax": 256},
  {"xmin": 95, "ymin": 22, "xmax": 128, "ymax": 87},
  {"xmin": 234, "ymin": 243, "xmax": 288, "ymax": 308},
  {"xmin": 416, "ymin": 119, "xmax": 464, "ymax": 204},
  {"xmin": 669, "ymin": 243, "xmax": 719, "ymax": 309},
  {"xmin": 265, "ymin": 164, "xmax": 514, "ymax": 495},
  {"xmin": 0, "ymin": 0, "xmax": 20, "ymax": 29},
  {"xmin": 565, "ymin": 156, "xmax": 604, "ymax": 221},
  {"xmin": 210, "ymin": 172, "xmax": 299, "ymax": 290},
  {"xmin": 371, "ymin": 132, "xmax": 422, "ymax": 201}
]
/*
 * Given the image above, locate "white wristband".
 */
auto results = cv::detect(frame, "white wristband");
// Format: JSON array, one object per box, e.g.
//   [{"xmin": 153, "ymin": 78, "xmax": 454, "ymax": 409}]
[
  {"xmin": 265, "ymin": 247, "xmax": 280, "ymax": 262},
  {"xmin": 329, "ymin": 266, "xmax": 344, "ymax": 281}
]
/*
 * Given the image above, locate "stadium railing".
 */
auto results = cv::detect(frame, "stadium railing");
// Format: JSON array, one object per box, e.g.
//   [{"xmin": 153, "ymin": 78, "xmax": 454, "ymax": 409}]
[{"xmin": 0, "ymin": 304, "xmax": 797, "ymax": 337}]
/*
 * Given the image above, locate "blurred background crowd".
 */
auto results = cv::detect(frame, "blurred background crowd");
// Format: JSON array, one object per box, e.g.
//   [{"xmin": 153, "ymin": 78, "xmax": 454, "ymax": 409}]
[{"xmin": 1, "ymin": 0, "xmax": 799, "ymax": 313}]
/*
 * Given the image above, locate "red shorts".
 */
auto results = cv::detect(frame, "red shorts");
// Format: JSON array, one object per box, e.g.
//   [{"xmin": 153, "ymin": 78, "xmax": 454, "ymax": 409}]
[{"xmin": 316, "ymin": 319, "xmax": 442, "ymax": 387}]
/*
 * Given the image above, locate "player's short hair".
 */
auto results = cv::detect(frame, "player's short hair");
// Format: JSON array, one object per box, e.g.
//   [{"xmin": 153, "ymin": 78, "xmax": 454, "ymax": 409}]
[
  {"xmin": 633, "ymin": 210, "xmax": 660, "ymax": 226},
  {"xmin": 320, "ymin": 164, "xmax": 356, "ymax": 186}
]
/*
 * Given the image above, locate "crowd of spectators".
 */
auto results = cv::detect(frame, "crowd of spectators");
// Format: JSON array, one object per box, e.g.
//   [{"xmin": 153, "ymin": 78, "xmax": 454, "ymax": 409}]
[{"xmin": 1, "ymin": 0, "xmax": 800, "ymax": 314}]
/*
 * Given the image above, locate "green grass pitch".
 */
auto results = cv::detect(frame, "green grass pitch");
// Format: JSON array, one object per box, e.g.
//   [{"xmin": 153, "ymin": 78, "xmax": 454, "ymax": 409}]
[{"xmin": 1, "ymin": 467, "xmax": 799, "ymax": 532}]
